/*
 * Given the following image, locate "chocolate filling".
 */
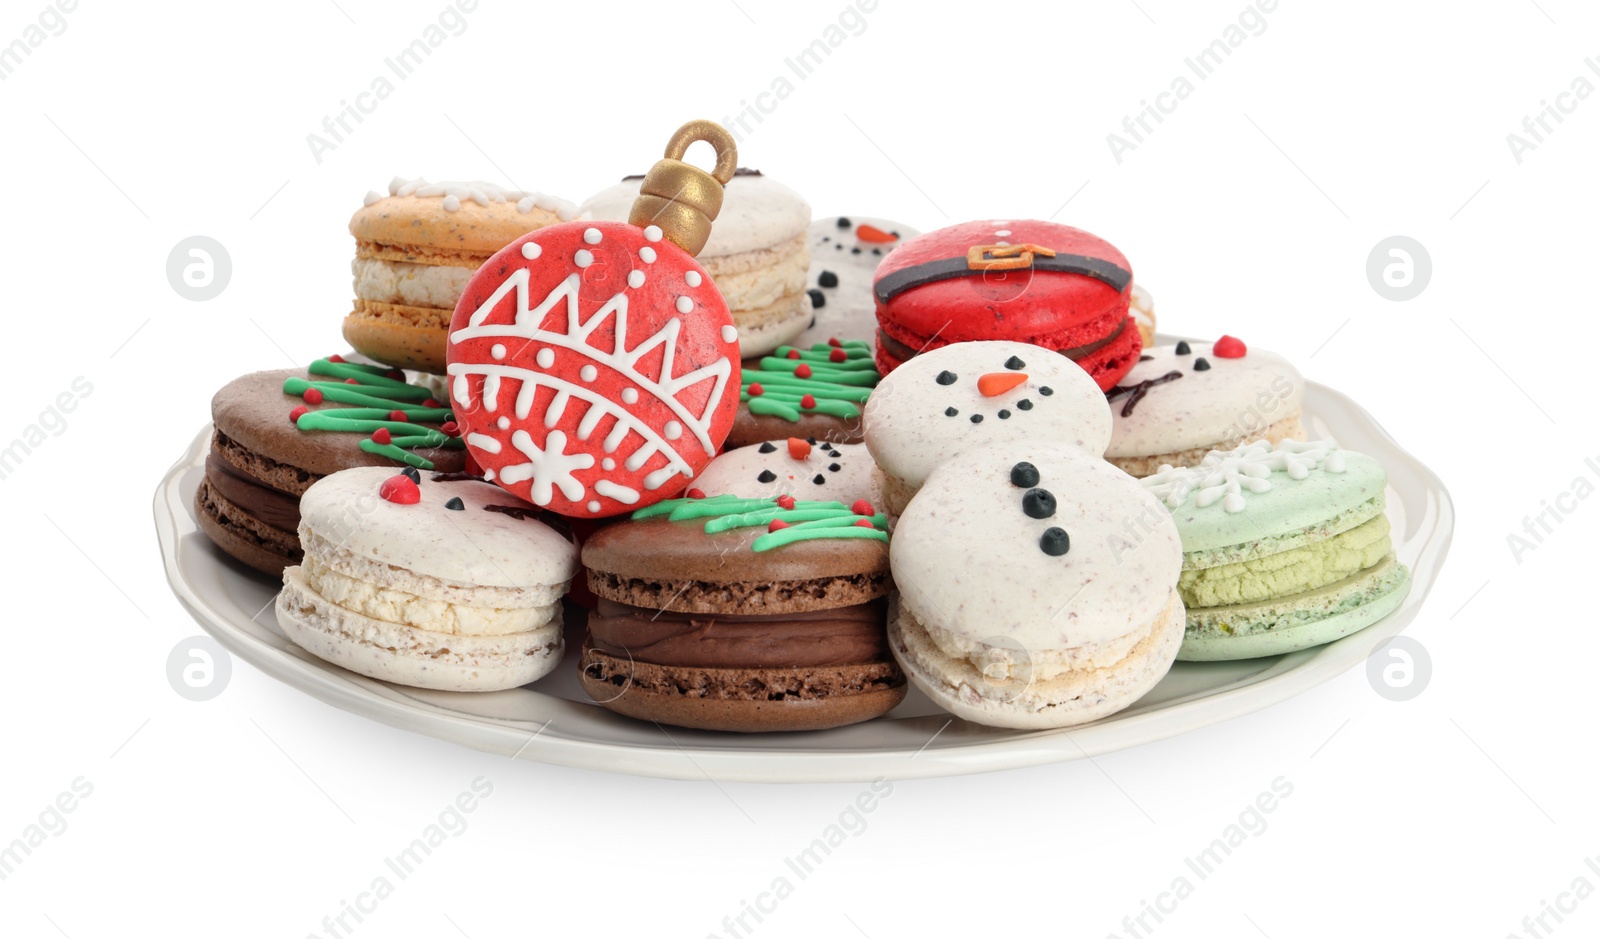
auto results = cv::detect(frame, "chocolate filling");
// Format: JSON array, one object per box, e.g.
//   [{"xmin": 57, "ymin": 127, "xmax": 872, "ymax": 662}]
[
  {"xmin": 586, "ymin": 597, "xmax": 889, "ymax": 669},
  {"xmin": 204, "ymin": 454, "xmax": 301, "ymax": 532}
]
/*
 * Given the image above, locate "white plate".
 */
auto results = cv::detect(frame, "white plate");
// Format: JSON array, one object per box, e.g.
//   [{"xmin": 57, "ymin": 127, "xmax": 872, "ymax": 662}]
[{"xmin": 154, "ymin": 382, "xmax": 1452, "ymax": 783}]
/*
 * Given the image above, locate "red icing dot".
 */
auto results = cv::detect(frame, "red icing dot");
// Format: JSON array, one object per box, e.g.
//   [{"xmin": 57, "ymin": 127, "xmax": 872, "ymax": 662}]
[
  {"xmin": 686, "ymin": 488, "xmax": 707, "ymax": 499},
  {"xmin": 800, "ymin": 394, "xmax": 817, "ymax": 409},
  {"xmin": 386, "ymin": 369, "xmax": 405, "ymax": 380},
  {"xmin": 289, "ymin": 405, "xmax": 309, "ymax": 424},
  {"xmin": 388, "ymin": 409, "xmax": 409, "ymax": 422},
  {"xmin": 786, "ymin": 349, "xmax": 801, "ymax": 360},
  {"xmin": 777, "ymin": 494, "xmax": 797, "ymax": 509},
  {"xmin": 794, "ymin": 363, "xmax": 813, "ymax": 379},
  {"xmin": 854, "ymin": 518, "xmax": 875, "ymax": 528},
  {"xmin": 767, "ymin": 519, "xmax": 789, "ymax": 532},
  {"xmin": 345, "ymin": 378, "xmax": 360, "ymax": 385},
  {"xmin": 422, "ymin": 398, "xmax": 441, "ymax": 408},
  {"xmin": 440, "ymin": 421, "xmax": 460, "ymax": 437},
  {"xmin": 748, "ymin": 382, "xmax": 764, "ymax": 396},
  {"xmin": 828, "ymin": 347, "xmax": 848, "ymax": 363},
  {"xmin": 372, "ymin": 428, "xmax": 392, "ymax": 445},
  {"xmin": 787, "ymin": 437, "xmax": 812, "ymax": 460},
  {"xmin": 1213, "ymin": 335, "xmax": 1247, "ymax": 358},
  {"xmin": 327, "ymin": 354, "xmax": 345, "ymax": 363},
  {"xmin": 851, "ymin": 499, "xmax": 874, "ymax": 516},
  {"xmin": 378, "ymin": 474, "xmax": 421, "ymax": 505},
  {"xmin": 827, "ymin": 337, "xmax": 842, "ymax": 347},
  {"xmin": 301, "ymin": 388, "xmax": 324, "ymax": 405}
]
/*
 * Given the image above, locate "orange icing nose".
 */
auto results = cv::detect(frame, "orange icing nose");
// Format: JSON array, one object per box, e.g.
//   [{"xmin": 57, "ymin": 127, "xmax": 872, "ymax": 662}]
[
  {"xmin": 787, "ymin": 437, "xmax": 812, "ymax": 459},
  {"xmin": 977, "ymin": 372, "xmax": 1028, "ymax": 397}
]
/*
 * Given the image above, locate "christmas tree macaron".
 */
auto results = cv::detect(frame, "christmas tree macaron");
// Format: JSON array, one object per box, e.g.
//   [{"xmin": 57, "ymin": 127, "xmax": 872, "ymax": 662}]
[{"xmin": 1143, "ymin": 438, "xmax": 1410, "ymax": 661}]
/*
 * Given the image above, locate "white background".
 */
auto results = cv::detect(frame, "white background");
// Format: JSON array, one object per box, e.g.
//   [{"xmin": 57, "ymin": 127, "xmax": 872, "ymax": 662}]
[{"xmin": 1, "ymin": 0, "xmax": 1592, "ymax": 936}]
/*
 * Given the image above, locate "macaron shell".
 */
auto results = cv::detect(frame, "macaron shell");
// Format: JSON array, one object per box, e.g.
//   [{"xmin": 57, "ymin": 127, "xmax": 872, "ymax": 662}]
[
  {"xmin": 350, "ymin": 187, "xmax": 577, "ymax": 256},
  {"xmin": 296, "ymin": 466, "xmax": 577, "ymax": 590},
  {"xmin": 688, "ymin": 440, "xmax": 880, "ymax": 506},
  {"xmin": 1107, "ymin": 342, "xmax": 1306, "ymax": 458},
  {"xmin": 891, "ymin": 440, "xmax": 1182, "ymax": 650},
  {"xmin": 1178, "ymin": 557, "xmax": 1410, "ymax": 661},
  {"xmin": 580, "ymin": 173, "xmax": 811, "ymax": 258},
  {"xmin": 864, "ymin": 340, "xmax": 1114, "ymax": 493}
]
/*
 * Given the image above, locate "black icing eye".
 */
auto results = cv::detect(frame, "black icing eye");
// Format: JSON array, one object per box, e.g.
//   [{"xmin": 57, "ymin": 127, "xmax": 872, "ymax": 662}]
[
  {"xmin": 1017, "ymin": 399, "xmax": 1033, "ymax": 410},
  {"xmin": 402, "ymin": 466, "xmax": 421, "ymax": 483},
  {"xmin": 837, "ymin": 217, "xmax": 851, "ymax": 228},
  {"xmin": 812, "ymin": 474, "xmax": 826, "ymax": 484},
  {"xmin": 1193, "ymin": 357, "xmax": 1211, "ymax": 371},
  {"xmin": 1010, "ymin": 462, "xmax": 1040, "ymax": 488},
  {"xmin": 936, "ymin": 370, "xmax": 957, "ymax": 385},
  {"xmin": 1174, "ymin": 341, "xmax": 1192, "ymax": 355},
  {"xmin": 969, "ymin": 414, "xmax": 983, "ymax": 424},
  {"xmin": 997, "ymin": 409, "xmax": 1011, "ymax": 419},
  {"xmin": 1022, "ymin": 488, "xmax": 1057, "ymax": 519},
  {"xmin": 444, "ymin": 496, "xmax": 464, "ymax": 511},
  {"xmin": 758, "ymin": 470, "xmax": 777, "ymax": 483},
  {"xmin": 1039, "ymin": 386, "xmax": 1054, "ymax": 396},
  {"xmin": 1138, "ymin": 354, "xmax": 1154, "ymax": 362},
  {"xmin": 1004, "ymin": 355, "xmax": 1026, "ymax": 370},
  {"xmin": 807, "ymin": 436, "xmax": 817, "ymax": 445},
  {"xmin": 827, "ymin": 449, "xmax": 842, "ymax": 458},
  {"xmin": 1040, "ymin": 527, "xmax": 1070, "ymax": 557},
  {"xmin": 818, "ymin": 270, "xmax": 839, "ymax": 288},
  {"xmin": 944, "ymin": 406, "xmax": 958, "ymax": 417},
  {"xmin": 808, "ymin": 288, "xmax": 825, "ymax": 308},
  {"xmin": 758, "ymin": 442, "xmax": 777, "ymax": 453}
]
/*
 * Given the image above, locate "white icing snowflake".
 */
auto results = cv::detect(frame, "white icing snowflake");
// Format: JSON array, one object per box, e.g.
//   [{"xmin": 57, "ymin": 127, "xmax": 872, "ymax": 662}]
[
  {"xmin": 497, "ymin": 429, "xmax": 595, "ymax": 506},
  {"xmin": 1142, "ymin": 439, "xmax": 1345, "ymax": 514}
]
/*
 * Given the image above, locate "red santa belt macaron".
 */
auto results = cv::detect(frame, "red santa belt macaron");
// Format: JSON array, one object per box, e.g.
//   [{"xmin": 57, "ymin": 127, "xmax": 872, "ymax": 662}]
[{"xmin": 871, "ymin": 219, "xmax": 1143, "ymax": 391}]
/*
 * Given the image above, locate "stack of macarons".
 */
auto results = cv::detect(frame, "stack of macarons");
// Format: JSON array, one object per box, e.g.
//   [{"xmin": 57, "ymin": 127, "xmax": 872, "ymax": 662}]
[
  {"xmin": 1143, "ymin": 438, "xmax": 1409, "ymax": 660},
  {"xmin": 345, "ymin": 177, "xmax": 578, "ymax": 374}
]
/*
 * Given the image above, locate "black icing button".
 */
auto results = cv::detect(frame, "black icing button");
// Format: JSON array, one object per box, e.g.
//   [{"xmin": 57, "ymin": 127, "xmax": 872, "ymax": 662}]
[
  {"xmin": 1022, "ymin": 488, "xmax": 1057, "ymax": 519},
  {"xmin": 936, "ymin": 370, "xmax": 957, "ymax": 385},
  {"xmin": 1010, "ymin": 462, "xmax": 1040, "ymax": 488},
  {"xmin": 808, "ymin": 288, "xmax": 825, "ymax": 308},
  {"xmin": 401, "ymin": 466, "xmax": 421, "ymax": 483},
  {"xmin": 757, "ymin": 470, "xmax": 777, "ymax": 483},
  {"xmin": 997, "ymin": 409, "xmax": 1011, "ymax": 419},
  {"xmin": 1194, "ymin": 357, "xmax": 1211, "ymax": 371},
  {"xmin": 944, "ymin": 406, "xmax": 958, "ymax": 417},
  {"xmin": 1174, "ymin": 341, "xmax": 1192, "ymax": 355},
  {"xmin": 444, "ymin": 496, "xmax": 464, "ymax": 511},
  {"xmin": 850, "ymin": 247, "xmax": 861, "ymax": 254},
  {"xmin": 1040, "ymin": 527, "xmax": 1070, "ymax": 556},
  {"xmin": 969, "ymin": 414, "xmax": 983, "ymax": 424},
  {"xmin": 812, "ymin": 474, "xmax": 826, "ymax": 484},
  {"xmin": 1017, "ymin": 399, "xmax": 1033, "ymax": 410},
  {"xmin": 818, "ymin": 270, "xmax": 839, "ymax": 288},
  {"xmin": 1039, "ymin": 386, "xmax": 1054, "ymax": 396}
]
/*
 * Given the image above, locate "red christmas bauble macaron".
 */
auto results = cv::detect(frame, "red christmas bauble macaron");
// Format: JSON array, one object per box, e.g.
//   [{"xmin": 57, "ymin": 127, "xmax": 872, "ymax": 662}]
[
  {"xmin": 446, "ymin": 220, "xmax": 741, "ymax": 516},
  {"xmin": 872, "ymin": 219, "xmax": 1141, "ymax": 390}
]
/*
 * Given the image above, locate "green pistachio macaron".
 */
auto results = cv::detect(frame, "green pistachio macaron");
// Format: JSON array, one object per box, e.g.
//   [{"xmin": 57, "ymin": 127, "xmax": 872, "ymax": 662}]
[{"xmin": 1141, "ymin": 439, "xmax": 1410, "ymax": 660}]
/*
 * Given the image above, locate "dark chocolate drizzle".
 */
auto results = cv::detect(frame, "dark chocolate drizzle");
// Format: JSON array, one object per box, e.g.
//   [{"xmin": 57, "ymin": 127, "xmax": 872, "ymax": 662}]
[{"xmin": 1105, "ymin": 370, "xmax": 1184, "ymax": 417}]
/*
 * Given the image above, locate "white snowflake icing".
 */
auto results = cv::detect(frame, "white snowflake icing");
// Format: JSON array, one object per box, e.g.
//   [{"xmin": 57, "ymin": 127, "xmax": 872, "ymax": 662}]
[
  {"xmin": 1142, "ymin": 439, "xmax": 1345, "ymax": 514},
  {"xmin": 497, "ymin": 429, "xmax": 594, "ymax": 506}
]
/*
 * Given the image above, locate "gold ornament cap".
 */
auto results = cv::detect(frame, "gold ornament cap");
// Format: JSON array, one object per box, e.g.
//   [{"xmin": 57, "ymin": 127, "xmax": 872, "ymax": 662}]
[{"xmin": 629, "ymin": 120, "xmax": 738, "ymax": 257}]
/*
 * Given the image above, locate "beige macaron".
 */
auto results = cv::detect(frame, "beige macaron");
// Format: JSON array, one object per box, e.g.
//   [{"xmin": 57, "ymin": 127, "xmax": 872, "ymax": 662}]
[
  {"xmin": 344, "ymin": 178, "xmax": 578, "ymax": 374},
  {"xmin": 579, "ymin": 169, "xmax": 812, "ymax": 358}
]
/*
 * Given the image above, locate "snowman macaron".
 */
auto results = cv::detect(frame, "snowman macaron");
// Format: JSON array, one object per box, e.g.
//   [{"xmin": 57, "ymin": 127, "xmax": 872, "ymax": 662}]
[
  {"xmin": 688, "ymin": 438, "xmax": 881, "ymax": 507},
  {"xmin": 796, "ymin": 215, "xmax": 919, "ymax": 349},
  {"xmin": 863, "ymin": 340, "xmax": 1112, "ymax": 515}
]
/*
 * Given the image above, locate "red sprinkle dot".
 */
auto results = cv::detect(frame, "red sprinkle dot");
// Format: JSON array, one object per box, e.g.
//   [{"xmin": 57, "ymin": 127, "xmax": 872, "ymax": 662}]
[
  {"xmin": 1213, "ymin": 335, "xmax": 1247, "ymax": 358},
  {"xmin": 800, "ymin": 394, "xmax": 817, "ymax": 409},
  {"xmin": 327, "ymin": 354, "xmax": 345, "ymax": 363},
  {"xmin": 289, "ymin": 405, "xmax": 309, "ymax": 424},
  {"xmin": 827, "ymin": 337, "xmax": 842, "ymax": 347},
  {"xmin": 748, "ymin": 382, "xmax": 764, "ymax": 396},
  {"xmin": 851, "ymin": 499, "xmax": 874, "ymax": 516},
  {"xmin": 854, "ymin": 518, "xmax": 875, "ymax": 528},
  {"xmin": 829, "ymin": 347, "xmax": 848, "ymax": 363},
  {"xmin": 440, "ymin": 422, "xmax": 460, "ymax": 437},
  {"xmin": 386, "ymin": 369, "xmax": 405, "ymax": 380},
  {"xmin": 388, "ymin": 409, "xmax": 409, "ymax": 422},
  {"xmin": 794, "ymin": 363, "xmax": 813, "ymax": 379},
  {"xmin": 371, "ymin": 428, "xmax": 392, "ymax": 445},
  {"xmin": 422, "ymin": 398, "xmax": 440, "ymax": 408},
  {"xmin": 787, "ymin": 437, "xmax": 812, "ymax": 460},
  {"xmin": 767, "ymin": 519, "xmax": 790, "ymax": 532},
  {"xmin": 686, "ymin": 488, "xmax": 707, "ymax": 499},
  {"xmin": 378, "ymin": 474, "xmax": 421, "ymax": 505},
  {"xmin": 301, "ymin": 388, "xmax": 324, "ymax": 405},
  {"xmin": 786, "ymin": 349, "xmax": 801, "ymax": 360},
  {"xmin": 777, "ymin": 494, "xmax": 797, "ymax": 509},
  {"xmin": 345, "ymin": 378, "xmax": 359, "ymax": 384}
]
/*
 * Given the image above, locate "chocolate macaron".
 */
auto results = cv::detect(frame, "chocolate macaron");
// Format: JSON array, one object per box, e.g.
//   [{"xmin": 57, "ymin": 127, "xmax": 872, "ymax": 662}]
[
  {"xmin": 579, "ymin": 494, "xmax": 902, "ymax": 732},
  {"xmin": 196, "ymin": 358, "xmax": 466, "ymax": 576}
]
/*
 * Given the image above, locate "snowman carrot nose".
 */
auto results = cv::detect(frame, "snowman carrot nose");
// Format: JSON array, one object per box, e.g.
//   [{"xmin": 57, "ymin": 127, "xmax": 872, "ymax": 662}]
[{"xmin": 977, "ymin": 372, "xmax": 1028, "ymax": 397}]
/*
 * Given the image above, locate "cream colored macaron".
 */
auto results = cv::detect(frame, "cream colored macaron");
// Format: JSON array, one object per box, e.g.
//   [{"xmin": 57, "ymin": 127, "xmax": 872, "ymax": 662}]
[
  {"xmin": 275, "ymin": 466, "xmax": 578, "ymax": 692},
  {"xmin": 344, "ymin": 178, "xmax": 578, "ymax": 375},
  {"xmin": 580, "ymin": 169, "xmax": 812, "ymax": 357}
]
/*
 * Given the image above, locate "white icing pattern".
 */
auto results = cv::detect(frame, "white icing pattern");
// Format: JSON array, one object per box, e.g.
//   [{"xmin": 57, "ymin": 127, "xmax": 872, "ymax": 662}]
[
  {"xmin": 379, "ymin": 177, "xmax": 579, "ymax": 220},
  {"xmin": 1142, "ymin": 439, "xmax": 1346, "ymax": 514}
]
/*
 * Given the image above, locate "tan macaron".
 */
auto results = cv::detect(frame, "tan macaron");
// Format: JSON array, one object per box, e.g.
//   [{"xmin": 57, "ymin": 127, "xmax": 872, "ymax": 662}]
[{"xmin": 344, "ymin": 178, "xmax": 578, "ymax": 374}]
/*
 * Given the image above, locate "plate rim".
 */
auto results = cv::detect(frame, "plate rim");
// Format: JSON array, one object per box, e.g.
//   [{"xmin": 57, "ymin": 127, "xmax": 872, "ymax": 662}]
[{"xmin": 154, "ymin": 381, "xmax": 1454, "ymax": 783}]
